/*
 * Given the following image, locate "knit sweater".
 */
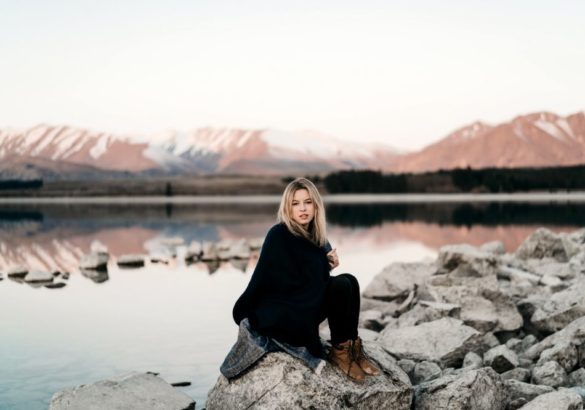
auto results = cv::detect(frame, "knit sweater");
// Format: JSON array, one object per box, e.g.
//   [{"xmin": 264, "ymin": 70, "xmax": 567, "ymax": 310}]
[{"xmin": 233, "ymin": 223, "xmax": 332, "ymax": 357}]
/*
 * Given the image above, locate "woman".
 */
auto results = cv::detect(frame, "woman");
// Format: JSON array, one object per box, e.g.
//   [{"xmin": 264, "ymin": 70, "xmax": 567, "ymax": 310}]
[{"xmin": 221, "ymin": 177, "xmax": 379, "ymax": 383}]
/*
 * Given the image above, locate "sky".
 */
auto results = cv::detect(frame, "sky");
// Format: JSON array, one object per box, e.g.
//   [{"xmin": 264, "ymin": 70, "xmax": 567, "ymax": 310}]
[{"xmin": 1, "ymin": 0, "xmax": 584, "ymax": 151}]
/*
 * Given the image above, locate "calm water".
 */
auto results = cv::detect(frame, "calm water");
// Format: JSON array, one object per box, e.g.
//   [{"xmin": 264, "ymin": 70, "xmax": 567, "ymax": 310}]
[{"xmin": 1, "ymin": 197, "xmax": 585, "ymax": 409}]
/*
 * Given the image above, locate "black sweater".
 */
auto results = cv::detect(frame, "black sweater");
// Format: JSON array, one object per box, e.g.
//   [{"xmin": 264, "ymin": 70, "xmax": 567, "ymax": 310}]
[{"xmin": 233, "ymin": 223, "xmax": 331, "ymax": 357}]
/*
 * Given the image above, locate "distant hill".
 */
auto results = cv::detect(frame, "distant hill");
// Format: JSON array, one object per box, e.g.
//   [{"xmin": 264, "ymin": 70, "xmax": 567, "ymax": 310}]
[
  {"xmin": 387, "ymin": 111, "xmax": 585, "ymax": 173},
  {"xmin": 1, "ymin": 111, "xmax": 584, "ymax": 180}
]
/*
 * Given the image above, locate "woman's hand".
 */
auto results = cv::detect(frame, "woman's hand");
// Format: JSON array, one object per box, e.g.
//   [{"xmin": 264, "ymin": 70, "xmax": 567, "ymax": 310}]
[{"xmin": 327, "ymin": 248, "xmax": 339, "ymax": 270}]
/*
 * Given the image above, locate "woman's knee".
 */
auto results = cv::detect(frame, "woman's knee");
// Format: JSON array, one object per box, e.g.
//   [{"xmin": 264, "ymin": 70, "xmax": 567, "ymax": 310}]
[{"xmin": 335, "ymin": 273, "xmax": 359, "ymax": 292}]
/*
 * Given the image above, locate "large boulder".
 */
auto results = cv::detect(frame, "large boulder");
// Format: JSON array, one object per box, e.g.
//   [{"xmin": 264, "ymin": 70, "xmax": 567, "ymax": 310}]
[
  {"xmin": 380, "ymin": 317, "xmax": 484, "ymax": 368},
  {"xmin": 49, "ymin": 372, "xmax": 195, "ymax": 410},
  {"xmin": 414, "ymin": 367, "xmax": 506, "ymax": 410},
  {"xmin": 516, "ymin": 228, "xmax": 580, "ymax": 262},
  {"xmin": 363, "ymin": 262, "xmax": 435, "ymax": 302},
  {"xmin": 206, "ymin": 351, "xmax": 413, "ymax": 410}
]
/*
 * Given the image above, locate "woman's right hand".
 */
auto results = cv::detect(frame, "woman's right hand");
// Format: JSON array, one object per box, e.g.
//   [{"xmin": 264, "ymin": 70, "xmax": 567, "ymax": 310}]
[{"xmin": 327, "ymin": 248, "xmax": 339, "ymax": 270}]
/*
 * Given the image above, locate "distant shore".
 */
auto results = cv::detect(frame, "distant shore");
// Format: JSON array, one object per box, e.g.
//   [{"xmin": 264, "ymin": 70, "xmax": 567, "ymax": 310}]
[{"xmin": 2, "ymin": 192, "xmax": 585, "ymax": 204}]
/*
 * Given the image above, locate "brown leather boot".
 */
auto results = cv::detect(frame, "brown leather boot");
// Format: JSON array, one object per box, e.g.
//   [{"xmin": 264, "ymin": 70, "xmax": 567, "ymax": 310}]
[
  {"xmin": 327, "ymin": 340, "xmax": 366, "ymax": 383},
  {"xmin": 352, "ymin": 337, "xmax": 380, "ymax": 376}
]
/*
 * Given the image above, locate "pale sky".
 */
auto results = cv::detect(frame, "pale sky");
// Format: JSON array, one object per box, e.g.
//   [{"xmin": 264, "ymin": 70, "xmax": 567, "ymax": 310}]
[{"xmin": 1, "ymin": 0, "xmax": 584, "ymax": 150}]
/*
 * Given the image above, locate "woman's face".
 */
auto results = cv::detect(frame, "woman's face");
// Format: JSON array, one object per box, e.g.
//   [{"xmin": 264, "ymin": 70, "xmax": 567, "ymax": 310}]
[{"xmin": 291, "ymin": 188, "xmax": 315, "ymax": 226}]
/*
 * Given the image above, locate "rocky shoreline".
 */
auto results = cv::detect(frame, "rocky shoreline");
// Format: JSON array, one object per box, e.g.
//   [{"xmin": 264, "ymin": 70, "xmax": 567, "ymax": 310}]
[{"xmin": 48, "ymin": 226, "xmax": 585, "ymax": 409}]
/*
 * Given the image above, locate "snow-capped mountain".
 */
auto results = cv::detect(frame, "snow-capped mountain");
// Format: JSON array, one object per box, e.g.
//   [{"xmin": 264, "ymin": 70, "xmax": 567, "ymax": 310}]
[
  {"xmin": 387, "ymin": 111, "xmax": 585, "ymax": 173},
  {"xmin": 0, "ymin": 125, "xmax": 399, "ymax": 178}
]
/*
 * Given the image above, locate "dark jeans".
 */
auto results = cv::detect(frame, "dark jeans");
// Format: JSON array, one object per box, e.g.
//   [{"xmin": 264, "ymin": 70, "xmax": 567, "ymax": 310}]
[{"xmin": 319, "ymin": 273, "xmax": 360, "ymax": 345}]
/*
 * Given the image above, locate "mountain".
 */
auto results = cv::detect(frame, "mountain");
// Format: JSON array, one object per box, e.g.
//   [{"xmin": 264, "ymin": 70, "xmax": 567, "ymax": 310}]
[
  {"xmin": 388, "ymin": 111, "xmax": 585, "ymax": 173},
  {"xmin": 0, "ymin": 125, "xmax": 399, "ymax": 179}
]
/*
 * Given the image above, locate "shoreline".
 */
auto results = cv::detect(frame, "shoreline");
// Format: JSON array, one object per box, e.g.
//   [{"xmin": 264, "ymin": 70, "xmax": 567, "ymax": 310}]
[{"xmin": 2, "ymin": 192, "xmax": 585, "ymax": 204}]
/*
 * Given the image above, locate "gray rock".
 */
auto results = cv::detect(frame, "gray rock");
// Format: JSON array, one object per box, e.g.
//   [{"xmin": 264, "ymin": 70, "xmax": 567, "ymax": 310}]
[
  {"xmin": 509, "ymin": 398, "xmax": 529, "ymax": 410},
  {"xmin": 79, "ymin": 253, "xmax": 109, "ymax": 270},
  {"xmin": 518, "ymin": 335, "xmax": 538, "ymax": 353},
  {"xmin": 437, "ymin": 244, "xmax": 499, "ymax": 277},
  {"xmin": 498, "ymin": 266, "xmax": 540, "ymax": 285},
  {"xmin": 7, "ymin": 265, "xmax": 29, "ymax": 278},
  {"xmin": 117, "ymin": 254, "xmax": 145, "ymax": 267},
  {"xmin": 462, "ymin": 351, "xmax": 483, "ymax": 369},
  {"xmin": 397, "ymin": 359, "xmax": 415, "ymax": 379},
  {"xmin": 484, "ymin": 345, "xmax": 519, "ymax": 373},
  {"xmin": 504, "ymin": 379, "xmax": 554, "ymax": 402},
  {"xmin": 230, "ymin": 239, "xmax": 251, "ymax": 259},
  {"xmin": 363, "ymin": 262, "xmax": 435, "ymax": 301},
  {"xmin": 357, "ymin": 328, "xmax": 379, "ymax": 342},
  {"xmin": 501, "ymin": 367, "xmax": 531, "ymax": 382},
  {"xmin": 49, "ymin": 372, "xmax": 195, "ymax": 410},
  {"xmin": 483, "ymin": 332, "xmax": 501, "ymax": 349},
  {"xmin": 201, "ymin": 241, "xmax": 219, "ymax": 261},
  {"xmin": 24, "ymin": 271, "xmax": 54, "ymax": 283},
  {"xmin": 396, "ymin": 303, "xmax": 456, "ymax": 328},
  {"xmin": 81, "ymin": 268, "xmax": 109, "ymax": 283},
  {"xmin": 516, "ymin": 228, "xmax": 580, "ymax": 262},
  {"xmin": 248, "ymin": 237, "xmax": 264, "ymax": 250},
  {"xmin": 413, "ymin": 361, "xmax": 442, "ymax": 384},
  {"xmin": 518, "ymin": 388, "xmax": 583, "ymax": 410},
  {"xmin": 414, "ymin": 367, "xmax": 506, "ymax": 410},
  {"xmin": 480, "ymin": 240, "xmax": 506, "ymax": 255},
  {"xmin": 527, "ymin": 259, "xmax": 578, "ymax": 280},
  {"xmin": 568, "ymin": 368, "xmax": 585, "ymax": 387},
  {"xmin": 361, "ymin": 342, "xmax": 412, "ymax": 386},
  {"xmin": 185, "ymin": 241, "xmax": 202, "ymax": 261},
  {"xmin": 530, "ymin": 281, "xmax": 585, "ymax": 333},
  {"xmin": 359, "ymin": 309, "xmax": 384, "ymax": 331},
  {"xmin": 380, "ymin": 317, "xmax": 484, "ymax": 368},
  {"xmin": 537, "ymin": 341, "xmax": 578, "ymax": 373},
  {"xmin": 361, "ymin": 297, "xmax": 400, "ymax": 316},
  {"xmin": 206, "ymin": 351, "xmax": 413, "ymax": 410},
  {"xmin": 531, "ymin": 361, "xmax": 568, "ymax": 387}
]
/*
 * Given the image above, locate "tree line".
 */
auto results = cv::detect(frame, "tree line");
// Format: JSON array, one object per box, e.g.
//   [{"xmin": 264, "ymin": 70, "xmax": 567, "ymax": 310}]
[{"xmin": 322, "ymin": 165, "xmax": 585, "ymax": 193}]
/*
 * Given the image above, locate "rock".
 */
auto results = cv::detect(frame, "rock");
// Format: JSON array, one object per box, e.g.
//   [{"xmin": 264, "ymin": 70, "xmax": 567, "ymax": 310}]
[
  {"xmin": 526, "ymin": 259, "xmax": 578, "ymax": 280},
  {"xmin": 498, "ymin": 266, "xmax": 540, "ymax": 285},
  {"xmin": 7, "ymin": 265, "xmax": 28, "ymax": 278},
  {"xmin": 516, "ymin": 228, "xmax": 580, "ymax": 262},
  {"xmin": 185, "ymin": 241, "xmax": 202, "ymax": 261},
  {"xmin": 231, "ymin": 239, "xmax": 251, "ymax": 259},
  {"xmin": 504, "ymin": 380, "xmax": 554, "ymax": 402},
  {"xmin": 568, "ymin": 368, "xmax": 585, "ymax": 387},
  {"xmin": 480, "ymin": 240, "xmax": 506, "ymax": 255},
  {"xmin": 24, "ymin": 271, "xmax": 54, "ymax": 283},
  {"xmin": 483, "ymin": 332, "xmax": 501, "ymax": 349},
  {"xmin": 437, "ymin": 244, "xmax": 499, "ymax": 277},
  {"xmin": 396, "ymin": 303, "xmax": 457, "ymax": 328},
  {"xmin": 45, "ymin": 282, "xmax": 67, "ymax": 289},
  {"xmin": 49, "ymin": 372, "xmax": 195, "ymax": 410},
  {"xmin": 462, "ymin": 351, "xmax": 483, "ymax": 369},
  {"xmin": 201, "ymin": 242, "xmax": 219, "ymax": 261},
  {"xmin": 397, "ymin": 359, "xmax": 415, "ymax": 379},
  {"xmin": 525, "ymin": 316, "xmax": 585, "ymax": 360},
  {"xmin": 81, "ymin": 268, "xmax": 109, "ymax": 283},
  {"xmin": 518, "ymin": 388, "xmax": 583, "ymax": 410},
  {"xmin": 414, "ymin": 367, "xmax": 506, "ymax": 410},
  {"xmin": 358, "ymin": 328, "xmax": 379, "ymax": 342},
  {"xmin": 501, "ymin": 368, "xmax": 531, "ymax": 382},
  {"xmin": 509, "ymin": 398, "xmax": 529, "ymax": 410},
  {"xmin": 537, "ymin": 341, "xmax": 578, "ymax": 373},
  {"xmin": 248, "ymin": 237, "xmax": 264, "ymax": 250},
  {"xmin": 380, "ymin": 317, "xmax": 484, "ymax": 368},
  {"xmin": 531, "ymin": 361, "xmax": 568, "ymax": 387},
  {"xmin": 412, "ymin": 361, "xmax": 442, "ymax": 384},
  {"xmin": 363, "ymin": 262, "xmax": 435, "ymax": 302},
  {"xmin": 160, "ymin": 237, "xmax": 185, "ymax": 246},
  {"xmin": 206, "ymin": 351, "xmax": 413, "ymax": 410},
  {"xmin": 518, "ymin": 335, "xmax": 538, "ymax": 354},
  {"xmin": 484, "ymin": 345, "xmax": 519, "ymax": 373},
  {"xmin": 530, "ymin": 281, "xmax": 585, "ymax": 333},
  {"xmin": 80, "ymin": 252, "xmax": 109, "ymax": 270},
  {"xmin": 361, "ymin": 342, "xmax": 412, "ymax": 386},
  {"xmin": 359, "ymin": 309, "xmax": 384, "ymax": 331},
  {"xmin": 117, "ymin": 254, "xmax": 145, "ymax": 267},
  {"xmin": 361, "ymin": 297, "xmax": 400, "ymax": 316}
]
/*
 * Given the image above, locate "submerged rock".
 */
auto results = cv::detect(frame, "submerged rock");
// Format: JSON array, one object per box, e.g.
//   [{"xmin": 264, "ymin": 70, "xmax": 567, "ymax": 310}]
[
  {"xmin": 117, "ymin": 254, "xmax": 145, "ymax": 267},
  {"xmin": 206, "ymin": 351, "xmax": 413, "ymax": 410},
  {"xmin": 49, "ymin": 372, "xmax": 195, "ymax": 410}
]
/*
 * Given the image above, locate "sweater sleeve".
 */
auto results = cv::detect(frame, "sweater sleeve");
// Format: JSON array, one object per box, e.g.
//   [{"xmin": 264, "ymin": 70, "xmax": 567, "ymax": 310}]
[{"xmin": 232, "ymin": 224, "xmax": 293, "ymax": 325}]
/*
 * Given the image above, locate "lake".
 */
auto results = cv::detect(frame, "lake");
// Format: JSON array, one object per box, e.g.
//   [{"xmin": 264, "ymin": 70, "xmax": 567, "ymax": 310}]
[{"xmin": 1, "ymin": 195, "xmax": 585, "ymax": 409}]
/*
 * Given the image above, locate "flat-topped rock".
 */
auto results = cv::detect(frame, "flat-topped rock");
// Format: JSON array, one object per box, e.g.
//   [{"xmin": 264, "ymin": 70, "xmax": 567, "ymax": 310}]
[
  {"xmin": 515, "ymin": 228, "xmax": 580, "ymax": 262},
  {"xmin": 363, "ymin": 262, "xmax": 436, "ymax": 302},
  {"xmin": 7, "ymin": 265, "xmax": 28, "ymax": 278},
  {"xmin": 207, "ymin": 350, "xmax": 413, "ymax": 410},
  {"xmin": 380, "ymin": 317, "xmax": 484, "ymax": 368},
  {"xmin": 24, "ymin": 271, "xmax": 54, "ymax": 283},
  {"xmin": 117, "ymin": 254, "xmax": 145, "ymax": 267},
  {"xmin": 49, "ymin": 372, "xmax": 195, "ymax": 410}
]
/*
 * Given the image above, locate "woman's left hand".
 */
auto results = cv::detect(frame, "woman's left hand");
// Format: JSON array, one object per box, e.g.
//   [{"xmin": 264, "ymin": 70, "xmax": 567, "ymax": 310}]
[{"xmin": 327, "ymin": 248, "xmax": 339, "ymax": 270}]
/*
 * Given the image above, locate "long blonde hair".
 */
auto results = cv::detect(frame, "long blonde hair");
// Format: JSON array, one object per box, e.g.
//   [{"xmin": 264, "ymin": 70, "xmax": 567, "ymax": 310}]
[{"xmin": 277, "ymin": 177, "xmax": 327, "ymax": 247}]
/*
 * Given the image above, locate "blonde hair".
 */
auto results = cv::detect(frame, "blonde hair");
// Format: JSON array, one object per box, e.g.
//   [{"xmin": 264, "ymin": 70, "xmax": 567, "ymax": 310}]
[{"xmin": 277, "ymin": 177, "xmax": 327, "ymax": 247}]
